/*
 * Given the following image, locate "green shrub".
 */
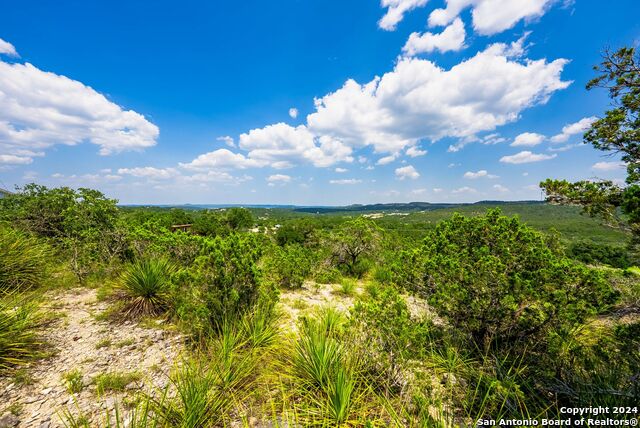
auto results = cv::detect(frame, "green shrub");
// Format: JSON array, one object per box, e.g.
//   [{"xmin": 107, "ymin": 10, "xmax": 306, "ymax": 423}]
[
  {"xmin": 350, "ymin": 285, "xmax": 434, "ymax": 361},
  {"xmin": 0, "ymin": 227, "xmax": 51, "ymax": 292},
  {"xmin": 127, "ymin": 222, "xmax": 205, "ymax": 265},
  {"xmin": 0, "ymin": 184, "xmax": 124, "ymax": 281},
  {"xmin": 263, "ymin": 244, "xmax": 313, "ymax": 289},
  {"xmin": 118, "ymin": 258, "xmax": 173, "ymax": 318},
  {"xmin": 396, "ymin": 209, "xmax": 617, "ymax": 350},
  {"xmin": 568, "ymin": 240, "xmax": 631, "ymax": 268},
  {"xmin": 173, "ymin": 234, "xmax": 270, "ymax": 336},
  {"xmin": 327, "ymin": 217, "xmax": 382, "ymax": 277},
  {"xmin": 314, "ymin": 266, "xmax": 342, "ymax": 284}
]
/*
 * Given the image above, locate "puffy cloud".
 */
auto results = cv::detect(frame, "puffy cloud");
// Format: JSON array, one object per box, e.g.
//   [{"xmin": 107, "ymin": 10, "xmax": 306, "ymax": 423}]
[
  {"xmin": 0, "ymin": 58, "xmax": 159, "ymax": 164},
  {"xmin": 511, "ymin": 132, "xmax": 545, "ymax": 147},
  {"xmin": 180, "ymin": 148, "xmax": 264, "ymax": 170},
  {"xmin": 0, "ymin": 38, "xmax": 18, "ymax": 57},
  {"xmin": 429, "ymin": 0, "xmax": 555, "ymax": 35},
  {"xmin": 592, "ymin": 161, "xmax": 625, "ymax": 172},
  {"xmin": 464, "ymin": 169, "xmax": 498, "ymax": 179},
  {"xmin": 403, "ymin": 18, "xmax": 466, "ymax": 56},
  {"xmin": 493, "ymin": 184, "xmax": 509, "ymax": 192},
  {"xmin": 550, "ymin": 117, "xmax": 596, "ymax": 143},
  {"xmin": 500, "ymin": 150, "xmax": 556, "ymax": 164},
  {"xmin": 289, "ymin": 108, "xmax": 299, "ymax": 119},
  {"xmin": 267, "ymin": 174, "xmax": 291, "ymax": 186},
  {"xmin": 406, "ymin": 145, "xmax": 427, "ymax": 157},
  {"xmin": 117, "ymin": 167, "xmax": 179, "ymax": 180},
  {"xmin": 411, "ymin": 188, "xmax": 428, "ymax": 195},
  {"xmin": 217, "ymin": 136, "xmax": 235, "ymax": 148},
  {"xmin": 395, "ymin": 165, "xmax": 420, "ymax": 180},
  {"xmin": 433, "ymin": 187, "xmax": 444, "ymax": 193},
  {"xmin": 378, "ymin": 0, "xmax": 429, "ymax": 31},
  {"xmin": 335, "ymin": 167, "xmax": 348, "ymax": 173},
  {"xmin": 308, "ymin": 39, "xmax": 569, "ymax": 154},
  {"xmin": 238, "ymin": 123, "xmax": 353, "ymax": 168},
  {"xmin": 329, "ymin": 179, "xmax": 362, "ymax": 184}
]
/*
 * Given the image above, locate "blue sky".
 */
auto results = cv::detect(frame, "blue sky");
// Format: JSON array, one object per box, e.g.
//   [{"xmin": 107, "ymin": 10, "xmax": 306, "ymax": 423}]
[{"xmin": 0, "ymin": 0, "xmax": 639, "ymax": 205}]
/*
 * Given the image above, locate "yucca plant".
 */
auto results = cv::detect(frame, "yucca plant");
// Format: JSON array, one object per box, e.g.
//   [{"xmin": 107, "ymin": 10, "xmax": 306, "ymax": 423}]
[
  {"xmin": 325, "ymin": 365, "xmax": 357, "ymax": 425},
  {"xmin": 153, "ymin": 356, "xmax": 235, "ymax": 428},
  {"xmin": 0, "ymin": 293, "xmax": 45, "ymax": 372},
  {"xmin": 118, "ymin": 258, "xmax": 173, "ymax": 318},
  {"xmin": 240, "ymin": 302, "xmax": 280, "ymax": 349},
  {"xmin": 0, "ymin": 226, "xmax": 51, "ymax": 293},
  {"xmin": 294, "ymin": 323, "xmax": 343, "ymax": 392}
]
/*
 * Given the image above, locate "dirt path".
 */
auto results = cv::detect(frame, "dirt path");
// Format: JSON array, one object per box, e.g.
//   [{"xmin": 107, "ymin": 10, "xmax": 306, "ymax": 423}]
[{"xmin": 0, "ymin": 288, "xmax": 184, "ymax": 428}]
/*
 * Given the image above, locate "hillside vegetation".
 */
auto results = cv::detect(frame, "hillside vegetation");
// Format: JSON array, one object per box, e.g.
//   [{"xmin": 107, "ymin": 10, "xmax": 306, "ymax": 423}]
[{"xmin": 0, "ymin": 184, "xmax": 638, "ymax": 427}]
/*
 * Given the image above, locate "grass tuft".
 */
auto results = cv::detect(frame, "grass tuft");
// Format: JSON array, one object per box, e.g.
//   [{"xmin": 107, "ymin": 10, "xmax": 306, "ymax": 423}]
[
  {"xmin": 63, "ymin": 369, "xmax": 84, "ymax": 394},
  {"xmin": 94, "ymin": 371, "xmax": 141, "ymax": 394}
]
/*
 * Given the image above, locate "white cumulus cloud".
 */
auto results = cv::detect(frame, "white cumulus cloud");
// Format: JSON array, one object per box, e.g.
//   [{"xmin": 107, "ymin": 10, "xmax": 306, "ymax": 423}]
[
  {"xmin": 289, "ymin": 108, "xmax": 299, "ymax": 119},
  {"xmin": 550, "ymin": 117, "xmax": 597, "ymax": 143},
  {"xmin": 395, "ymin": 165, "xmax": 420, "ymax": 180},
  {"xmin": 429, "ymin": 0, "xmax": 555, "ymax": 35},
  {"xmin": 403, "ymin": 18, "xmax": 466, "ymax": 56},
  {"xmin": 464, "ymin": 170, "xmax": 498, "ymax": 179},
  {"xmin": 592, "ymin": 161, "xmax": 625, "ymax": 172},
  {"xmin": 267, "ymin": 174, "xmax": 291, "ymax": 186},
  {"xmin": 0, "ymin": 57, "xmax": 159, "ymax": 164},
  {"xmin": 307, "ymin": 39, "xmax": 569, "ymax": 155},
  {"xmin": 217, "ymin": 136, "xmax": 236, "ymax": 148},
  {"xmin": 378, "ymin": 0, "xmax": 429, "ymax": 31},
  {"xmin": 500, "ymin": 150, "xmax": 556, "ymax": 164},
  {"xmin": 406, "ymin": 145, "xmax": 427, "ymax": 157},
  {"xmin": 0, "ymin": 38, "xmax": 18, "ymax": 57},
  {"xmin": 511, "ymin": 132, "xmax": 545, "ymax": 147}
]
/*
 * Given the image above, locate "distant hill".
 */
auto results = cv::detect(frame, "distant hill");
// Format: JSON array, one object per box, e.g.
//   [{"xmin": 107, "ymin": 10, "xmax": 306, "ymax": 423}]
[{"xmin": 292, "ymin": 200, "xmax": 543, "ymax": 214}]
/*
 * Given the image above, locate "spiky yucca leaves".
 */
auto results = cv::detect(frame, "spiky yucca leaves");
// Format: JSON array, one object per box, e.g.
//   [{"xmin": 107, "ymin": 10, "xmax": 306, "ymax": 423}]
[
  {"xmin": 118, "ymin": 259, "xmax": 173, "ymax": 319},
  {"xmin": 294, "ymin": 326, "xmax": 344, "ymax": 391},
  {"xmin": 290, "ymin": 308, "xmax": 373, "ymax": 426},
  {"xmin": 0, "ymin": 293, "xmax": 45, "ymax": 372},
  {"xmin": 240, "ymin": 302, "xmax": 280, "ymax": 350},
  {"xmin": 0, "ymin": 226, "xmax": 51, "ymax": 293}
]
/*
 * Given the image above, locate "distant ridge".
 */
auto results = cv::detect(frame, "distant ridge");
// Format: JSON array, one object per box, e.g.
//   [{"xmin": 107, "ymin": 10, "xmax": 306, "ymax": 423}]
[
  {"xmin": 292, "ymin": 200, "xmax": 543, "ymax": 214},
  {"xmin": 119, "ymin": 200, "xmax": 543, "ymax": 213}
]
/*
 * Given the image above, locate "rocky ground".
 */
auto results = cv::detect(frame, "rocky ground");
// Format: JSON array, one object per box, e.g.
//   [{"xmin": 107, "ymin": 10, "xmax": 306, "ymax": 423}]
[{"xmin": 0, "ymin": 288, "xmax": 184, "ymax": 428}]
